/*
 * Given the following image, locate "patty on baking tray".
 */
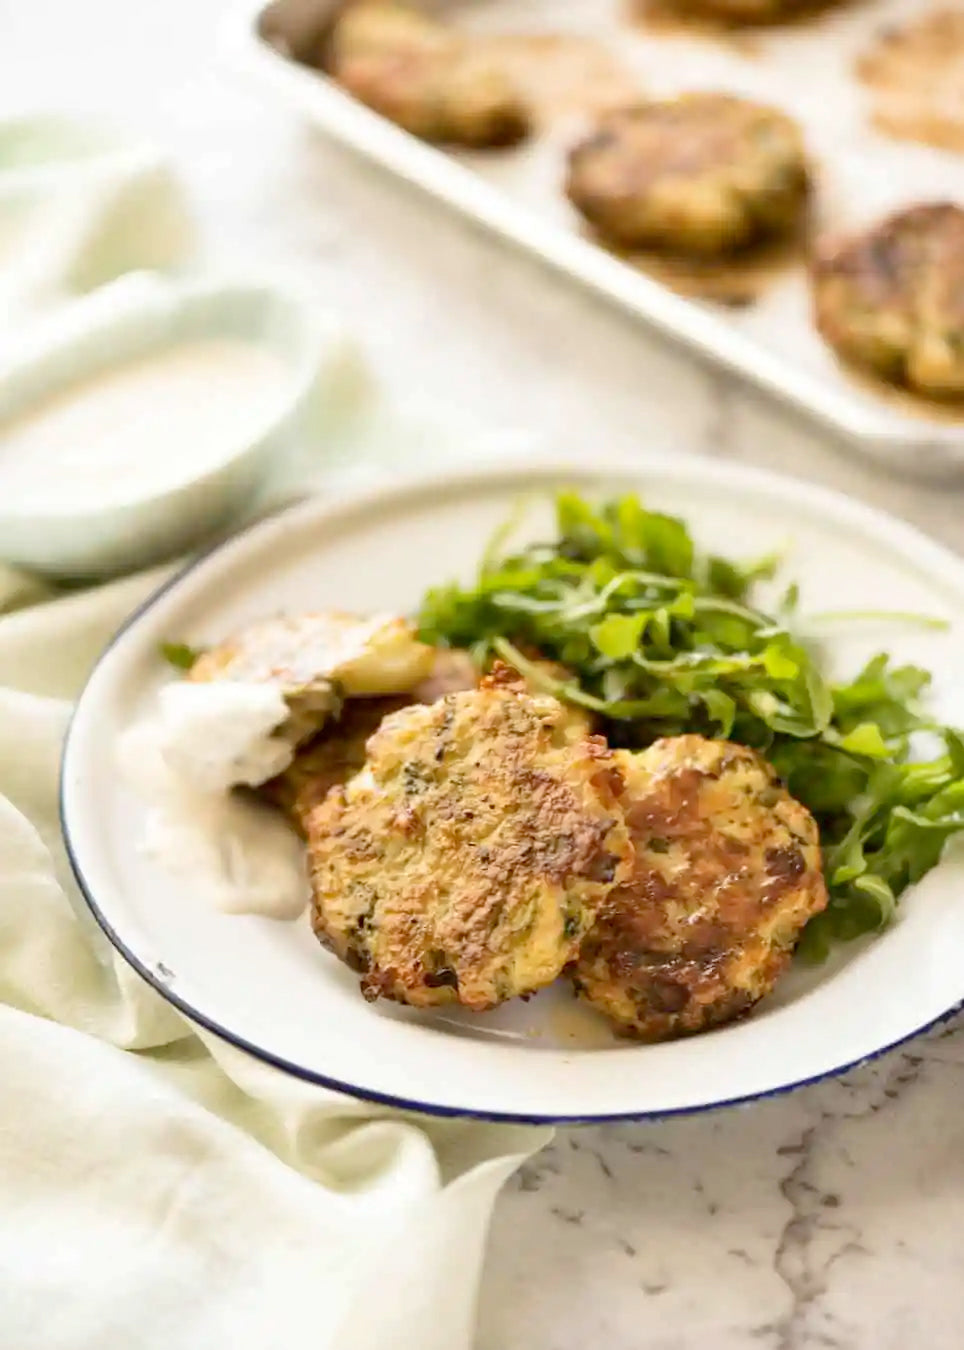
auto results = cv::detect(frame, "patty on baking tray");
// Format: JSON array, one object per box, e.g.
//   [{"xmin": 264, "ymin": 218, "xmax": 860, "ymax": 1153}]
[
  {"xmin": 812, "ymin": 202, "xmax": 964, "ymax": 397},
  {"xmin": 566, "ymin": 93, "xmax": 809, "ymax": 255},
  {"xmin": 328, "ymin": 1, "xmax": 529, "ymax": 147}
]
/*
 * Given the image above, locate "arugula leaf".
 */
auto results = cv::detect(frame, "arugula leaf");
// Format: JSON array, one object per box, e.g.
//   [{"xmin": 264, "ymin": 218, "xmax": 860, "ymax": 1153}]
[
  {"xmin": 160, "ymin": 641, "xmax": 203, "ymax": 671},
  {"xmin": 831, "ymin": 723, "xmax": 892, "ymax": 758},
  {"xmin": 697, "ymin": 688, "xmax": 737, "ymax": 738},
  {"xmin": 590, "ymin": 613, "xmax": 649, "ymax": 660}
]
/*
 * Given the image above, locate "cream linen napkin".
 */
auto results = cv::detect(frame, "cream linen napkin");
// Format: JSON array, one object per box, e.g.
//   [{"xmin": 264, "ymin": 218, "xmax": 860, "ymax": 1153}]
[
  {"xmin": 0, "ymin": 117, "xmax": 194, "ymax": 327},
  {"xmin": 0, "ymin": 566, "xmax": 551, "ymax": 1349}
]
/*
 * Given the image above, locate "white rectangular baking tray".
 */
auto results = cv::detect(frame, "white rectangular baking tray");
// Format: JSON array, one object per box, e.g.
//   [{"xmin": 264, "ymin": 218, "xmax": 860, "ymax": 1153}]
[{"xmin": 224, "ymin": 0, "xmax": 964, "ymax": 476}]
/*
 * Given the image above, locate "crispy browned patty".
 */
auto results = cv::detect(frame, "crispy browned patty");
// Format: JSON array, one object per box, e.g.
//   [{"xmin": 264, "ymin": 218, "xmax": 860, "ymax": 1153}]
[
  {"xmin": 566, "ymin": 93, "xmax": 808, "ymax": 255},
  {"xmin": 812, "ymin": 202, "xmax": 964, "ymax": 396},
  {"xmin": 663, "ymin": 0, "xmax": 831, "ymax": 19},
  {"xmin": 257, "ymin": 696, "xmax": 412, "ymax": 835},
  {"xmin": 258, "ymin": 649, "xmax": 481, "ymax": 834},
  {"xmin": 307, "ymin": 664, "xmax": 633, "ymax": 1011},
  {"xmin": 256, "ymin": 647, "xmax": 586, "ymax": 839},
  {"xmin": 188, "ymin": 611, "xmax": 434, "ymax": 747},
  {"xmin": 328, "ymin": 1, "xmax": 529, "ymax": 146},
  {"xmin": 571, "ymin": 735, "xmax": 827, "ymax": 1040}
]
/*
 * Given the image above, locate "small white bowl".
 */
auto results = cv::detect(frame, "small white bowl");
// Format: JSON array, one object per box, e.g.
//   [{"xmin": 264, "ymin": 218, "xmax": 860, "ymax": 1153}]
[{"xmin": 0, "ymin": 272, "xmax": 336, "ymax": 578}]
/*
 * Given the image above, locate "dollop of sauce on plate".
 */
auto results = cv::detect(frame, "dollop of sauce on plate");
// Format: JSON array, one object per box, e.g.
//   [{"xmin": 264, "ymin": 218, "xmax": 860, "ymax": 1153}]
[
  {"xmin": 144, "ymin": 682, "xmax": 296, "ymax": 792},
  {"xmin": 118, "ymin": 682, "xmax": 309, "ymax": 920},
  {"xmin": 0, "ymin": 338, "xmax": 289, "ymax": 511}
]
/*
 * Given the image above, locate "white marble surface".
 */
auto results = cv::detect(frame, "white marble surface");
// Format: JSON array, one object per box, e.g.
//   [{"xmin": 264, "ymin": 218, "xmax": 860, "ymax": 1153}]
[{"xmin": 5, "ymin": 2, "xmax": 964, "ymax": 1346}]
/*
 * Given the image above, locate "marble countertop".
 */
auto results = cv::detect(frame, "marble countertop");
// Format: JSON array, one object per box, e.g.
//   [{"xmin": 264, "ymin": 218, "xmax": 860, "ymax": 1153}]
[{"xmin": 6, "ymin": 2, "xmax": 964, "ymax": 1346}]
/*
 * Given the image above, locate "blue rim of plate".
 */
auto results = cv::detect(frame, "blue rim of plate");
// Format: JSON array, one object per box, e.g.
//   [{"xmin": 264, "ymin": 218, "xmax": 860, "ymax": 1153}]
[{"xmin": 59, "ymin": 459, "xmax": 964, "ymax": 1125}]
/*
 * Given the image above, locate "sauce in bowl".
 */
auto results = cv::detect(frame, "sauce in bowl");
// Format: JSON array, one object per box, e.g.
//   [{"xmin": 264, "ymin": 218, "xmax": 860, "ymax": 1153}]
[{"xmin": 0, "ymin": 337, "xmax": 289, "ymax": 510}]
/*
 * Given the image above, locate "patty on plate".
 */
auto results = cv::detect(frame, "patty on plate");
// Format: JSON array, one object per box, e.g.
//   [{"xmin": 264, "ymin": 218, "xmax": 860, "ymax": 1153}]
[
  {"xmin": 812, "ymin": 202, "xmax": 964, "ymax": 397},
  {"xmin": 566, "ymin": 93, "xmax": 809, "ymax": 255},
  {"xmin": 188, "ymin": 611, "xmax": 434, "ymax": 747},
  {"xmin": 661, "ymin": 0, "xmax": 834, "ymax": 20},
  {"xmin": 258, "ymin": 695, "xmax": 412, "ymax": 835},
  {"xmin": 571, "ymin": 735, "xmax": 827, "ymax": 1040},
  {"xmin": 328, "ymin": 1, "xmax": 529, "ymax": 147},
  {"xmin": 306, "ymin": 663, "xmax": 634, "ymax": 1010},
  {"xmin": 258, "ymin": 648, "xmax": 480, "ymax": 833}
]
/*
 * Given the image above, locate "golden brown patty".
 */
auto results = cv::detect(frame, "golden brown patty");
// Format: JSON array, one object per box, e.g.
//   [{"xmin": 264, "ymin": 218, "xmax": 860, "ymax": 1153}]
[
  {"xmin": 257, "ymin": 696, "xmax": 412, "ymax": 836},
  {"xmin": 328, "ymin": 1, "xmax": 529, "ymax": 146},
  {"xmin": 188, "ymin": 611, "xmax": 434, "ymax": 747},
  {"xmin": 258, "ymin": 649, "xmax": 480, "ymax": 834},
  {"xmin": 257, "ymin": 647, "xmax": 588, "ymax": 839},
  {"xmin": 566, "ymin": 94, "xmax": 809, "ymax": 255},
  {"xmin": 571, "ymin": 736, "xmax": 827, "ymax": 1040},
  {"xmin": 661, "ymin": 0, "xmax": 830, "ymax": 19},
  {"xmin": 257, "ymin": 648, "xmax": 588, "ymax": 837},
  {"xmin": 812, "ymin": 202, "xmax": 964, "ymax": 396},
  {"xmin": 307, "ymin": 665, "xmax": 633, "ymax": 1011}
]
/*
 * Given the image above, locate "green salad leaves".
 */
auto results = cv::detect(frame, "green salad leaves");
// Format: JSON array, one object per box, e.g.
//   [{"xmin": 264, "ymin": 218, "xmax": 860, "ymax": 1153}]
[
  {"xmin": 160, "ymin": 641, "xmax": 204, "ymax": 671},
  {"xmin": 419, "ymin": 491, "xmax": 964, "ymax": 958}
]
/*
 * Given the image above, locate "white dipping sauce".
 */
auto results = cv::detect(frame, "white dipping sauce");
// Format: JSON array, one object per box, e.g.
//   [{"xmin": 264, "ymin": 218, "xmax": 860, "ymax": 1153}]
[
  {"xmin": 0, "ymin": 338, "xmax": 288, "ymax": 509},
  {"xmin": 149, "ymin": 682, "xmax": 295, "ymax": 792},
  {"xmin": 117, "ymin": 682, "xmax": 309, "ymax": 920}
]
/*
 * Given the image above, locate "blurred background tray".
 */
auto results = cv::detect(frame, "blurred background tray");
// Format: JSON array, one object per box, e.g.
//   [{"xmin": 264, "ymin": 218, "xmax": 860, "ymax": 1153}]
[{"xmin": 227, "ymin": 0, "xmax": 964, "ymax": 476}]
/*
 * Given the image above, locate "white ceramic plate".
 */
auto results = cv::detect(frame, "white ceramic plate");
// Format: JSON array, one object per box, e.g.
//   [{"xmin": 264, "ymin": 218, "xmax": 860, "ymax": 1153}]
[{"xmin": 61, "ymin": 459, "xmax": 964, "ymax": 1122}]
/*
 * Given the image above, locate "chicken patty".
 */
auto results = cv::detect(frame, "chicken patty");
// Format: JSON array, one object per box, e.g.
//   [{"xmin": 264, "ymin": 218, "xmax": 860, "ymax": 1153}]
[
  {"xmin": 259, "ymin": 648, "xmax": 481, "ymax": 834},
  {"xmin": 661, "ymin": 0, "xmax": 828, "ymax": 20},
  {"xmin": 255, "ymin": 647, "xmax": 585, "ymax": 836},
  {"xmin": 187, "ymin": 611, "xmax": 434, "ymax": 747},
  {"xmin": 571, "ymin": 736, "xmax": 826, "ymax": 1040},
  {"xmin": 307, "ymin": 665, "xmax": 634, "ymax": 1011},
  {"xmin": 257, "ymin": 696, "xmax": 411, "ymax": 835},
  {"xmin": 328, "ymin": 1, "xmax": 529, "ymax": 147},
  {"xmin": 566, "ymin": 94, "xmax": 809, "ymax": 255},
  {"xmin": 812, "ymin": 202, "xmax": 964, "ymax": 397}
]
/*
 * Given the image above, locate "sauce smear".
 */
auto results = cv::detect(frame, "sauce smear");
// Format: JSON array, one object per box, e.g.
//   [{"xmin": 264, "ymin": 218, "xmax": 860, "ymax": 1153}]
[{"xmin": 118, "ymin": 682, "xmax": 310, "ymax": 921}]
